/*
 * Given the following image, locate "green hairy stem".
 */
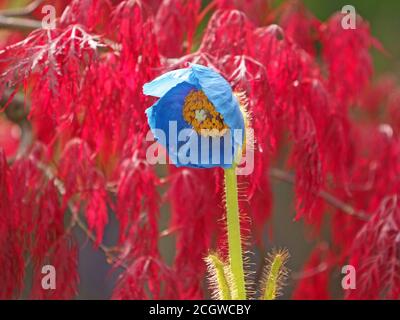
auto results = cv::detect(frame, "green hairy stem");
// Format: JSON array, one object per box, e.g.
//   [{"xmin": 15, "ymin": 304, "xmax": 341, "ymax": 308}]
[
  {"xmin": 205, "ymin": 254, "xmax": 232, "ymax": 300},
  {"xmin": 262, "ymin": 253, "xmax": 285, "ymax": 300},
  {"xmin": 224, "ymin": 167, "xmax": 246, "ymax": 300}
]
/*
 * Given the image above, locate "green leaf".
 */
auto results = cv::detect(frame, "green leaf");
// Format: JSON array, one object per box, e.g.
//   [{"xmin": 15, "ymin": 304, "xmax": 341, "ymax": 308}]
[
  {"xmin": 261, "ymin": 250, "xmax": 289, "ymax": 300},
  {"xmin": 204, "ymin": 253, "xmax": 233, "ymax": 300}
]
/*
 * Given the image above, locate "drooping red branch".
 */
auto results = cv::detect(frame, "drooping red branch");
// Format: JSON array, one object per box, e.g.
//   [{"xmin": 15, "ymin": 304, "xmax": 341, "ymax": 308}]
[{"xmin": 269, "ymin": 168, "xmax": 369, "ymax": 221}]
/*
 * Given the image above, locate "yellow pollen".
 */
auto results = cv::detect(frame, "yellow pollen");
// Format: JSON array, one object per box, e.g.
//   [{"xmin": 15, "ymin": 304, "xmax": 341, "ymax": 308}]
[{"xmin": 182, "ymin": 90, "xmax": 228, "ymax": 136}]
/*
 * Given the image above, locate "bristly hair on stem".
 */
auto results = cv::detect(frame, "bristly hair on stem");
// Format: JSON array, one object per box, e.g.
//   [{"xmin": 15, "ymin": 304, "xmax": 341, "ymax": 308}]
[
  {"xmin": 224, "ymin": 167, "xmax": 247, "ymax": 300},
  {"xmin": 204, "ymin": 253, "xmax": 233, "ymax": 300},
  {"xmin": 260, "ymin": 249, "xmax": 290, "ymax": 300}
]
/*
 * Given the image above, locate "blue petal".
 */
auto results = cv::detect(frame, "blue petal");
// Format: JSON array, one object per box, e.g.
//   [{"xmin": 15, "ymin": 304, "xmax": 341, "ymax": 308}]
[
  {"xmin": 145, "ymin": 82, "xmax": 193, "ymax": 162},
  {"xmin": 143, "ymin": 67, "xmax": 197, "ymax": 97},
  {"xmin": 145, "ymin": 82, "xmax": 237, "ymax": 168},
  {"xmin": 190, "ymin": 64, "xmax": 244, "ymax": 130},
  {"xmin": 190, "ymin": 64, "xmax": 245, "ymax": 155}
]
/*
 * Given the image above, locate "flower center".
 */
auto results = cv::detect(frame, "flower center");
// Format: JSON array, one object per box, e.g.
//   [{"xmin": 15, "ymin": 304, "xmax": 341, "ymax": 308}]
[{"xmin": 182, "ymin": 90, "xmax": 228, "ymax": 136}]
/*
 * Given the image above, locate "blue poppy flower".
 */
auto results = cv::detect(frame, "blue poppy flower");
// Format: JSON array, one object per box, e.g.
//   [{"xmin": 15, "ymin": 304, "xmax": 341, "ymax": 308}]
[{"xmin": 143, "ymin": 63, "xmax": 245, "ymax": 169}]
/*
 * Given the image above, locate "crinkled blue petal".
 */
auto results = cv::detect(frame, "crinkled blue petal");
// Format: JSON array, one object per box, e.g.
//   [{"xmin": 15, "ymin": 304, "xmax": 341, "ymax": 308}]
[
  {"xmin": 145, "ymin": 82, "xmax": 193, "ymax": 164},
  {"xmin": 143, "ymin": 67, "xmax": 198, "ymax": 98},
  {"xmin": 190, "ymin": 64, "xmax": 245, "ymax": 157},
  {"xmin": 145, "ymin": 82, "xmax": 237, "ymax": 168}
]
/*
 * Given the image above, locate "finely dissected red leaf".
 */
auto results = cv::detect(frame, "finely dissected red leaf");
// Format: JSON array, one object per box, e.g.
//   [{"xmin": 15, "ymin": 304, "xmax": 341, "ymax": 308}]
[
  {"xmin": 60, "ymin": 0, "xmax": 111, "ymax": 31},
  {"xmin": 293, "ymin": 245, "xmax": 332, "ymax": 300},
  {"xmin": 200, "ymin": 9, "xmax": 254, "ymax": 59},
  {"xmin": 58, "ymin": 139, "xmax": 108, "ymax": 246},
  {"xmin": 0, "ymin": 150, "xmax": 25, "ymax": 299},
  {"xmin": 320, "ymin": 12, "xmax": 378, "ymax": 105},
  {"xmin": 217, "ymin": 0, "xmax": 271, "ymax": 25},
  {"xmin": 167, "ymin": 167, "xmax": 224, "ymax": 299},
  {"xmin": 279, "ymin": 0, "xmax": 320, "ymax": 56},
  {"xmin": 0, "ymin": 146, "xmax": 78, "ymax": 299},
  {"xmin": 0, "ymin": 25, "xmax": 101, "ymax": 93},
  {"xmin": 252, "ymin": 25, "xmax": 326, "ymax": 219},
  {"xmin": 115, "ymin": 157, "xmax": 159, "ymax": 247},
  {"xmin": 112, "ymin": 256, "xmax": 179, "ymax": 300},
  {"xmin": 348, "ymin": 196, "xmax": 400, "ymax": 299},
  {"xmin": 155, "ymin": 0, "xmax": 200, "ymax": 57},
  {"xmin": 31, "ymin": 236, "xmax": 79, "ymax": 300}
]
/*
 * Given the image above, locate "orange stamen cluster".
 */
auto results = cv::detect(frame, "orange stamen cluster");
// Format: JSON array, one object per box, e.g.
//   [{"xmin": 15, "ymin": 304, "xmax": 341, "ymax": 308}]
[{"xmin": 182, "ymin": 89, "xmax": 228, "ymax": 136}]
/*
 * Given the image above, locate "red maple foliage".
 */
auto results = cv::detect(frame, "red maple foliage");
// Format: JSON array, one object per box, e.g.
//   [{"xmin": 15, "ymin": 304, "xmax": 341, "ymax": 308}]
[{"xmin": 0, "ymin": 0, "xmax": 399, "ymax": 300}]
